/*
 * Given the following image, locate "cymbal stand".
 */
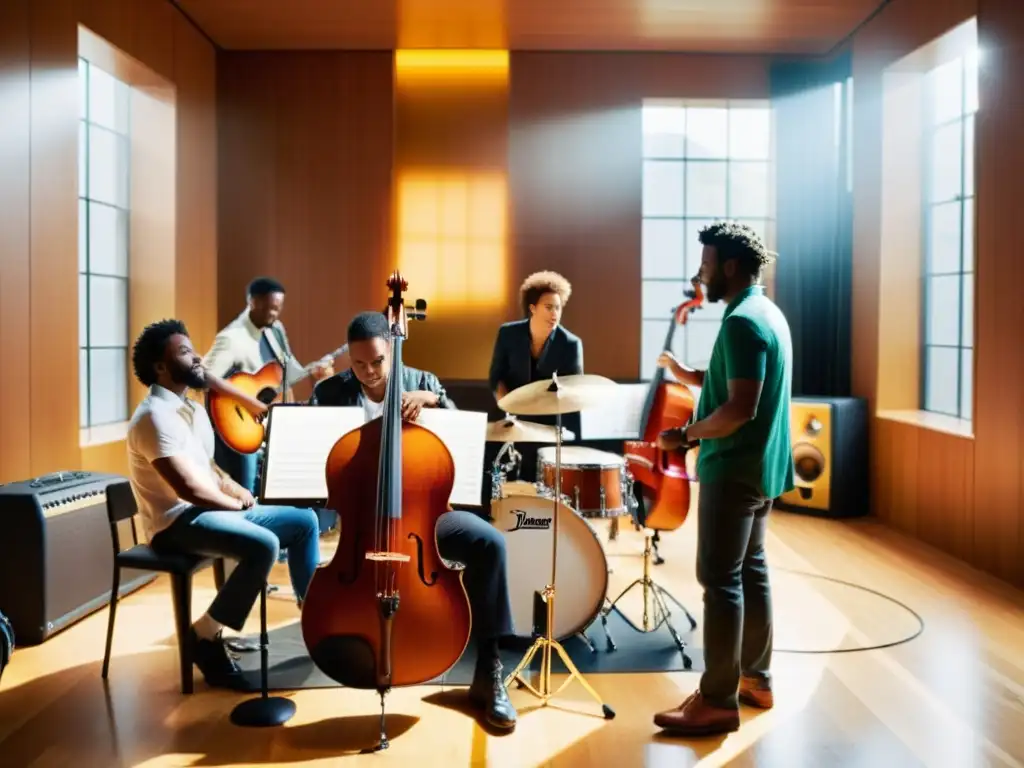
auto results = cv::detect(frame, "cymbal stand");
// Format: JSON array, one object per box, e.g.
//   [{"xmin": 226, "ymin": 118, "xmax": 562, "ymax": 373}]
[
  {"xmin": 599, "ymin": 490, "xmax": 698, "ymax": 668},
  {"xmin": 503, "ymin": 404, "xmax": 615, "ymax": 720}
]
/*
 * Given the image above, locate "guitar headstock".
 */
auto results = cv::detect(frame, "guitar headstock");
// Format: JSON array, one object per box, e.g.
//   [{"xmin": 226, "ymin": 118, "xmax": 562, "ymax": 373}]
[
  {"xmin": 383, "ymin": 271, "xmax": 428, "ymax": 339},
  {"xmin": 674, "ymin": 274, "xmax": 705, "ymax": 326}
]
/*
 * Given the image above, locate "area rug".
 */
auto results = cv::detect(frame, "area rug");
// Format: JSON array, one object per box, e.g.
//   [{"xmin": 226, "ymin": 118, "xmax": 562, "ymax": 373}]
[{"xmin": 234, "ymin": 607, "xmax": 703, "ymax": 692}]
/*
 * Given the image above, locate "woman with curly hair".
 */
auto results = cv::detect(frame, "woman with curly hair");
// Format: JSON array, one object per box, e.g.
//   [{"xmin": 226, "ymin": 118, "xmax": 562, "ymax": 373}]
[{"xmin": 487, "ymin": 270, "xmax": 585, "ymax": 481}]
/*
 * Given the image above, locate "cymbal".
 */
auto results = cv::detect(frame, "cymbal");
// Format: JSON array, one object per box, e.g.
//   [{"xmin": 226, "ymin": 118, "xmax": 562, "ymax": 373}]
[
  {"xmin": 486, "ymin": 417, "xmax": 575, "ymax": 443},
  {"xmin": 497, "ymin": 374, "xmax": 618, "ymax": 416}
]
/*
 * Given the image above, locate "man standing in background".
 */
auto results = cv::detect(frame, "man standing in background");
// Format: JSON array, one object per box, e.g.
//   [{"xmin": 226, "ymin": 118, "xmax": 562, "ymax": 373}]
[{"xmin": 204, "ymin": 276, "xmax": 333, "ymax": 493}]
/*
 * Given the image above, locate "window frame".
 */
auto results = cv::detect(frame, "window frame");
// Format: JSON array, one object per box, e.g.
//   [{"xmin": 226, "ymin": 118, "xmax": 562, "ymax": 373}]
[
  {"xmin": 79, "ymin": 56, "xmax": 132, "ymax": 430},
  {"xmin": 639, "ymin": 99, "xmax": 774, "ymax": 381},
  {"xmin": 919, "ymin": 55, "xmax": 975, "ymax": 422}
]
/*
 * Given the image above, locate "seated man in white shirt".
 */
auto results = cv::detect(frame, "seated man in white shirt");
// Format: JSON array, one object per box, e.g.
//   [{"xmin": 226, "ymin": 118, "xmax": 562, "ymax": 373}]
[
  {"xmin": 203, "ymin": 276, "xmax": 332, "ymax": 494},
  {"xmin": 127, "ymin": 318, "xmax": 320, "ymax": 690}
]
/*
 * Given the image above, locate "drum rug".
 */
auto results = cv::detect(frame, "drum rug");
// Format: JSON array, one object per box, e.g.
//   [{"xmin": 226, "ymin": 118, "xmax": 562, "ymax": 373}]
[{"xmin": 234, "ymin": 606, "xmax": 703, "ymax": 692}]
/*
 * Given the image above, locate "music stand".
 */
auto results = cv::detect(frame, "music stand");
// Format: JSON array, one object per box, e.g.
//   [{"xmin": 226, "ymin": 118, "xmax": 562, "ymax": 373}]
[
  {"xmin": 498, "ymin": 374, "xmax": 616, "ymax": 721},
  {"xmin": 230, "ymin": 584, "xmax": 297, "ymax": 727}
]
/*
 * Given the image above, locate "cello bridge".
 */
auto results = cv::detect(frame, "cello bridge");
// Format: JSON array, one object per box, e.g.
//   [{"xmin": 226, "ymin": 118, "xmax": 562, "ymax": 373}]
[{"xmin": 365, "ymin": 551, "xmax": 412, "ymax": 563}]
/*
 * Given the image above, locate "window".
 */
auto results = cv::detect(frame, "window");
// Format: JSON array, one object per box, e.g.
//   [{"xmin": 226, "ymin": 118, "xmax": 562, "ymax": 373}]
[
  {"xmin": 640, "ymin": 100, "xmax": 774, "ymax": 381},
  {"xmin": 921, "ymin": 50, "xmax": 977, "ymax": 420},
  {"xmin": 79, "ymin": 58, "xmax": 131, "ymax": 428}
]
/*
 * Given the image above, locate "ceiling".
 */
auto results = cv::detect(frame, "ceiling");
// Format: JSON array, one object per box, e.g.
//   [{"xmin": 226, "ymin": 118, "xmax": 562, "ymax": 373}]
[{"xmin": 172, "ymin": 0, "xmax": 883, "ymax": 55}]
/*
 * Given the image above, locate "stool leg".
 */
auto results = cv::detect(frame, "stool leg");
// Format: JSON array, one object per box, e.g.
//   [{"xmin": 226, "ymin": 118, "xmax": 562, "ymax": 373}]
[
  {"xmin": 101, "ymin": 565, "xmax": 122, "ymax": 679},
  {"xmin": 170, "ymin": 573, "xmax": 195, "ymax": 694}
]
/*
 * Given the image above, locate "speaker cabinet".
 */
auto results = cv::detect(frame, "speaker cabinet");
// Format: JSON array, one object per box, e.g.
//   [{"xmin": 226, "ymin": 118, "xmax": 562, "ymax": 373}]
[{"xmin": 776, "ymin": 396, "xmax": 868, "ymax": 518}]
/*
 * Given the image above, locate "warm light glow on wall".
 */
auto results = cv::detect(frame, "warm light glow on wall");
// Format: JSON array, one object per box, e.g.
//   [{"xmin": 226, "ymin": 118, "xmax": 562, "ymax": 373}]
[
  {"xmin": 396, "ymin": 171, "xmax": 507, "ymax": 310},
  {"xmin": 394, "ymin": 49, "xmax": 509, "ymax": 85}
]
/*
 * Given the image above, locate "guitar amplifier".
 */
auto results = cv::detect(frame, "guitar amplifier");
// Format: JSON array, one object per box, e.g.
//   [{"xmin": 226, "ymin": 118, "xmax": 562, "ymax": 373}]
[{"xmin": 0, "ymin": 470, "xmax": 157, "ymax": 645}]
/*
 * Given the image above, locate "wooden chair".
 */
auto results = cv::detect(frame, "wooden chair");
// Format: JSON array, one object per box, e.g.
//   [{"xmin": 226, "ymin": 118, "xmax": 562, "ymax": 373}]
[{"xmin": 100, "ymin": 481, "xmax": 226, "ymax": 694}]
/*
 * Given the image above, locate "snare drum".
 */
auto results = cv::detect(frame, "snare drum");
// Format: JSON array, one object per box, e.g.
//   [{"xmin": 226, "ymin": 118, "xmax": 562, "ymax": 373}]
[
  {"xmin": 490, "ymin": 492, "xmax": 608, "ymax": 641},
  {"xmin": 537, "ymin": 446, "xmax": 633, "ymax": 518}
]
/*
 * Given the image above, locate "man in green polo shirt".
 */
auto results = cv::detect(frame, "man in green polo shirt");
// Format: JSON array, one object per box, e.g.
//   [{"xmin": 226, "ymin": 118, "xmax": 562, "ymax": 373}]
[{"xmin": 651, "ymin": 221, "xmax": 794, "ymax": 737}]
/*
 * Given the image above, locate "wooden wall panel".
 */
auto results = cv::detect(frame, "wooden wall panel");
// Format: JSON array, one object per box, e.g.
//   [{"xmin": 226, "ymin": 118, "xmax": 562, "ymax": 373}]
[
  {"xmin": 510, "ymin": 52, "xmax": 770, "ymax": 380},
  {"xmin": 974, "ymin": 0, "xmax": 1024, "ymax": 588},
  {"xmin": 0, "ymin": 0, "xmax": 33, "ymax": 483},
  {"xmin": 392, "ymin": 52, "xmax": 510, "ymax": 379},
  {"xmin": 217, "ymin": 52, "xmax": 394, "ymax": 390},
  {"xmin": 174, "ymin": 13, "xmax": 219, "ymax": 356},
  {"xmin": 0, "ymin": 0, "xmax": 218, "ymax": 483},
  {"xmin": 29, "ymin": 0, "xmax": 79, "ymax": 475},
  {"xmin": 851, "ymin": 0, "xmax": 1024, "ymax": 587},
  {"xmin": 216, "ymin": 51, "xmax": 770, "ymax": 382}
]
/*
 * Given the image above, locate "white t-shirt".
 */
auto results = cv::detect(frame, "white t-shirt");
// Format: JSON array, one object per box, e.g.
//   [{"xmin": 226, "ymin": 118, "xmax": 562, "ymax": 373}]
[
  {"xmin": 126, "ymin": 385, "xmax": 220, "ymax": 540},
  {"xmin": 360, "ymin": 393, "xmax": 385, "ymax": 422}
]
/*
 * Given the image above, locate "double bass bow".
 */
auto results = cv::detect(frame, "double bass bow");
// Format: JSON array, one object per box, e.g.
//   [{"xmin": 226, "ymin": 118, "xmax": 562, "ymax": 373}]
[
  {"xmin": 624, "ymin": 274, "xmax": 705, "ymax": 532},
  {"xmin": 300, "ymin": 272, "xmax": 471, "ymax": 751}
]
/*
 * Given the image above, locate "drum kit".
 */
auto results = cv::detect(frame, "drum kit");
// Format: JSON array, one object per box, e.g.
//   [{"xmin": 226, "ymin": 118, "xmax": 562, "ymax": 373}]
[{"xmin": 484, "ymin": 373, "xmax": 696, "ymax": 717}]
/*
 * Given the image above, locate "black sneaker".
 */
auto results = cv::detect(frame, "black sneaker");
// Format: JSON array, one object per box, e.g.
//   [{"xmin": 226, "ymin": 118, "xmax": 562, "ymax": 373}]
[
  {"xmin": 188, "ymin": 627, "xmax": 246, "ymax": 690},
  {"xmin": 467, "ymin": 654, "xmax": 517, "ymax": 731}
]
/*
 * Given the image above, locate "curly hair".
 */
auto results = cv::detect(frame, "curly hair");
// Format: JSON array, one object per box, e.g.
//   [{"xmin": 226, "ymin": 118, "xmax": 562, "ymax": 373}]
[
  {"xmin": 698, "ymin": 221, "xmax": 776, "ymax": 280},
  {"xmin": 132, "ymin": 319, "xmax": 189, "ymax": 387},
  {"xmin": 519, "ymin": 271, "xmax": 572, "ymax": 317}
]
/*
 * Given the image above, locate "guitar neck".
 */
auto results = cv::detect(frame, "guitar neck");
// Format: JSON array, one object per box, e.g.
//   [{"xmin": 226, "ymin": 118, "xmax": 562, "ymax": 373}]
[{"xmin": 275, "ymin": 345, "xmax": 345, "ymax": 393}]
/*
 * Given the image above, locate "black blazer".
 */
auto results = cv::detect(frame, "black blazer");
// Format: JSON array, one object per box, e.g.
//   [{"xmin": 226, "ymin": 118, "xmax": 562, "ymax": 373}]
[{"xmin": 488, "ymin": 319, "xmax": 584, "ymax": 395}]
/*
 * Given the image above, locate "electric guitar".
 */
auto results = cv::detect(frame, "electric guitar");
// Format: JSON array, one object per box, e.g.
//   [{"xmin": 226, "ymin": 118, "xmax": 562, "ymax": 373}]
[{"xmin": 207, "ymin": 345, "xmax": 347, "ymax": 454}]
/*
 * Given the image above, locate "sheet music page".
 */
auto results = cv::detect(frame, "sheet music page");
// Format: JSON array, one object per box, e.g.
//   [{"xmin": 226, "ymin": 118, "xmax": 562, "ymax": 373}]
[
  {"xmin": 414, "ymin": 409, "xmax": 487, "ymax": 507},
  {"xmin": 261, "ymin": 405, "xmax": 487, "ymax": 507},
  {"xmin": 261, "ymin": 406, "xmax": 364, "ymax": 502},
  {"xmin": 579, "ymin": 383, "xmax": 650, "ymax": 440}
]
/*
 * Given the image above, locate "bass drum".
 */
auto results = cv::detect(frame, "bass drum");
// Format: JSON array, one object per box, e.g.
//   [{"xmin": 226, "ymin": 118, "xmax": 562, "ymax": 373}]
[{"xmin": 490, "ymin": 490, "xmax": 608, "ymax": 641}]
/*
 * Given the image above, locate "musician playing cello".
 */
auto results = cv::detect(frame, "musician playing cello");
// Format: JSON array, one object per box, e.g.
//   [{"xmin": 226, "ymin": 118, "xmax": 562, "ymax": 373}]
[
  {"xmin": 652, "ymin": 222, "xmax": 794, "ymax": 736},
  {"xmin": 309, "ymin": 311, "xmax": 518, "ymax": 732}
]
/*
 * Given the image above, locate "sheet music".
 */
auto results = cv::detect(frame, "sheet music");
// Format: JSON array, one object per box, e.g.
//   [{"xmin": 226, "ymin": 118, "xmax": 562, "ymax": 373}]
[
  {"xmin": 260, "ymin": 405, "xmax": 487, "ymax": 507},
  {"xmin": 414, "ymin": 409, "xmax": 487, "ymax": 507},
  {"xmin": 261, "ymin": 406, "xmax": 365, "ymax": 502},
  {"xmin": 579, "ymin": 383, "xmax": 649, "ymax": 440}
]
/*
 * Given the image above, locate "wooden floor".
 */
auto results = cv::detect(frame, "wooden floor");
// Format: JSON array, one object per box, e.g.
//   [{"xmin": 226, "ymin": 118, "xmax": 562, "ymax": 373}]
[{"xmin": 3, "ymin": 506, "xmax": 1024, "ymax": 767}]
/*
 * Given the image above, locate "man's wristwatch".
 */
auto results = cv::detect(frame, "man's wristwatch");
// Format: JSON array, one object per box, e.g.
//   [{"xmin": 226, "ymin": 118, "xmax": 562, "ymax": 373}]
[{"xmin": 679, "ymin": 426, "xmax": 697, "ymax": 448}]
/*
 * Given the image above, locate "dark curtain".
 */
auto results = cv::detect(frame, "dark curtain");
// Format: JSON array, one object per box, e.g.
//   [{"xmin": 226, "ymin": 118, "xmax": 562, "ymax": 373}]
[{"xmin": 771, "ymin": 53, "xmax": 854, "ymax": 397}]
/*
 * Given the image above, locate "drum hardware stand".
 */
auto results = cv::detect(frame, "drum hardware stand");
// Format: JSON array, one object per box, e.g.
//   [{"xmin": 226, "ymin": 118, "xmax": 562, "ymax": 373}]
[
  {"xmin": 503, "ymin": 389, "xmax": 615, "ymax": 720},
  {"xmin": 599, "ymin": 527, "xmax": 697, "ymax": 670}
]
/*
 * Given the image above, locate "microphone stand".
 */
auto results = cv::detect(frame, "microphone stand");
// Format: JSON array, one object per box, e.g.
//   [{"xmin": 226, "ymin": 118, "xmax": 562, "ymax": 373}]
[{"xmin": 229, "ymin": 584, "xmax": 296, "ymax": 727}]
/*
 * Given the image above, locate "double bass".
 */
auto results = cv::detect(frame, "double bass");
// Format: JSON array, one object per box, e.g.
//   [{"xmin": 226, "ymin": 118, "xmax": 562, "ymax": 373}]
[
  {"xmin": 300, "ymin": 273, "xmax": 471, "ymax": 750},
  {"xmin": 624, "ymin": 275, "xmax": 705, "ymax": 532}
]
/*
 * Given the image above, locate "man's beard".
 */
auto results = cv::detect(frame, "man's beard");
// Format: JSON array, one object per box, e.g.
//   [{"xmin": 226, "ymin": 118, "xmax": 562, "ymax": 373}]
[
  {"xmin": 170, "ymin": 364, "xmax": 207, "ymax": 390},
  {"xmin": 705, "ymin": 274, "xmax": 729, "ymax": 303}
]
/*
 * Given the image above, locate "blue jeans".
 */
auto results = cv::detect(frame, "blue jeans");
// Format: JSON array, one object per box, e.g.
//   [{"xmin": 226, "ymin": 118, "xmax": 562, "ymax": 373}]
[{"xmin": 151, "ymin": 505, "xmax": 320, "ymax": 632}]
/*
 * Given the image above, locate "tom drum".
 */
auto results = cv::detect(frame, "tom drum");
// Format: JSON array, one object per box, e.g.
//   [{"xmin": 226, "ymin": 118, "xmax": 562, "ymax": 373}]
[
  {"xmin": 537, "ymin": 446, "xmax": 633, "ymax": 519},
  {"xmin": 490, "ymin": 490, "xmax": 608, "ymax": 641}
]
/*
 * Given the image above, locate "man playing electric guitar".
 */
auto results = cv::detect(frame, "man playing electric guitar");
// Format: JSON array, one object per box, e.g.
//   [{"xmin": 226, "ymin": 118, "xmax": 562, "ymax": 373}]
[{"xmin": 204, "ymin": 276, "xmax": 334, "ymax": 493}]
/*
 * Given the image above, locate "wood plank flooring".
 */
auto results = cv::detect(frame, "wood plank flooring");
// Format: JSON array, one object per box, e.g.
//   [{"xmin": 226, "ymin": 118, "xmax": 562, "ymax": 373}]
[{"xmin": 2, "ymin": 507, "xmax": 1024, "ymax": 767}]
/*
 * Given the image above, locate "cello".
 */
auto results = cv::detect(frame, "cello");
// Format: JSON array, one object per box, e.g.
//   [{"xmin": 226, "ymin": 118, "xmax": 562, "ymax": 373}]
[
  {"xmin": 624, "ymin": 275, "xmax": 705, "ymax": 532},
  {"xmin": 300, "ymin": 272, "xmax": 471, "ymax": 750}
]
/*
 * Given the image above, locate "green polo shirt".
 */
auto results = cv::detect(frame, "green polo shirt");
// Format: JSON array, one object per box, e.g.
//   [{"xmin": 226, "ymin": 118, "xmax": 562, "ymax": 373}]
[{"xmin": 694, "ymin": 285, "xmax": 795, "ymax": 499}]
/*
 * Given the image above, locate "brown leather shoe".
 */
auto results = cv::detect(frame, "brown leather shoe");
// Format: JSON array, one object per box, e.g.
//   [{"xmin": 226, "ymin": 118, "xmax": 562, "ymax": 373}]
[
  {"xmin": 738, "ymin": 676, "xmax": 774, "ymax": 709},
  {"xmin": 654, "ymin": 692, "xmax": 740, "ymax": 736}
]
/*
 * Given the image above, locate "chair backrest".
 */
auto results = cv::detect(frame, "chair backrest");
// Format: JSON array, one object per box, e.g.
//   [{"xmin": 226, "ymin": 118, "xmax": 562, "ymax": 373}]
[{"xmin": 105, "ymin": 480, "xmax": 141, "ymax": 553}]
